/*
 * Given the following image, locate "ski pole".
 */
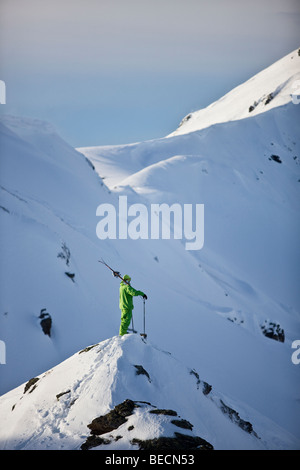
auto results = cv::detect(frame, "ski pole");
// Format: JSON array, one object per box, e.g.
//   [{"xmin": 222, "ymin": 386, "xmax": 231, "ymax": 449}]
[
  {"xmin": 144, "ymin": 298, "xmax": 147, "ymax": 338},
  {"xmin": 140, "ymin": 298, "xmax": 147, "ymax": 339}
]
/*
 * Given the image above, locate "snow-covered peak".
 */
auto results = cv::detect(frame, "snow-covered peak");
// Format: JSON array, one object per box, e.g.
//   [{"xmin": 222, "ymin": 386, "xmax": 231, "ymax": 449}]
[
  {"xmin": 168, "ymin": 48, "xmax": 300, "ymax": 137},
  {"xmin": 0, "ymin": 334, "xmax": 297, "ymax": 450}
]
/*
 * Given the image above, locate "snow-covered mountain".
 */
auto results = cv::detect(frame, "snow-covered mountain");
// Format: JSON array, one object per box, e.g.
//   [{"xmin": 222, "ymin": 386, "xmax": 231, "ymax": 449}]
[
  {"xmin": 168, "ymin": 47, "xmax": 300, "ymax": 137},
  {"xmin": 0, "ymin": 49, "xmax": 300, "ymax": 450},
  {"xmin": 0, "ymin": 334, "xmax": 297, "ymax": 450}
]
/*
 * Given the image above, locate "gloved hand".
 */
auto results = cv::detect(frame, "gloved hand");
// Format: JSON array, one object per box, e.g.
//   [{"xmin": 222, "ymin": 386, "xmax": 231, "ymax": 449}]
[{"xmin": 143, "ymin": 294, "xmax": 147, "ymax": 300}]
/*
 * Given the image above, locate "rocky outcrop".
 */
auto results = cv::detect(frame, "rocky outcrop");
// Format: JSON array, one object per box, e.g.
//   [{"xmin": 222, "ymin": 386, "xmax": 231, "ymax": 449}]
[
  {"xmin": 260, "ymin": 320, "xmax": 285, "ymax": 342},
  {"xmin": 81, "ymin": 399, "xmax": 214, "ymax": 451},
  {"xmin": 87, "ymin": 399, "xmax": 136, "ymax": 437},
  {"xmin": 134, "ymin": 364, "xmax": 151, "ymax": 382},
  {"xmin": 39, "ymin": 309, "xmax": 52, "ymax": 337},
  {"xmin": 23, "ymin": 377, "xmax": 39, "ymax": 394},
  {"xmin": 132, "ymin": 433, "xmax": 213, "ymax": 450},
  {"xmin": 219, "ymin": 400, "xmax": 258, "ymax": 436}
]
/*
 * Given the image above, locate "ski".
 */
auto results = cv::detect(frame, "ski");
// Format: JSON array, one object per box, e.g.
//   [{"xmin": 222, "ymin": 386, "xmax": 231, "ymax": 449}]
[
  {"xmin": 98, "ymin": 258, "xmax": 130, "ymax": 285},
  {"xmin": 141, "ymin": 298, "xmax": 147, "ymax": 339}
]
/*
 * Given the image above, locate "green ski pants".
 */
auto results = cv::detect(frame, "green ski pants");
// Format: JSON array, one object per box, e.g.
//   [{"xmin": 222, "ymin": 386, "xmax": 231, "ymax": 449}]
[{"xmin": 119, "ymin": 309, "xmax": 132, "ymax": 336}]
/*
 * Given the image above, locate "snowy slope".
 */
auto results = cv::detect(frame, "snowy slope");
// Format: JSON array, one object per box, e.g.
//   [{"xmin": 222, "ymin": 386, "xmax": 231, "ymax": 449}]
[
  {"xmin": 0, "ymin": 115, "xmax": 122, "ymax": 393},
  {"xmin": 168, "ymin": 48, "xmax": 300, "ymax": 136},
  {"xmin": 0, "ymin": 49, "xmax": 300, "ymax": 450},
  {"xmin": 0, "ymin": 334, "xmax": 298, "ymax": 450}
]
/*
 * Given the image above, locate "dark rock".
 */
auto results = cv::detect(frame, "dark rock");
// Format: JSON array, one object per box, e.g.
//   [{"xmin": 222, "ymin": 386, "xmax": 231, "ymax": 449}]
[
  {"xmin": 114, "ymin": 400, "xmax": 136, "ymax": 417},
  {"xmin": 190, "ymin": 369, "xmax": 200, "ymax": 388},
  {"xmin": 171, "ymin": 419, "xmax": 193, "ymax": 430},
  {"xmin": 80, "ymin": 435, "xmax": 111, "ymax": 450},
  {"xmin": 178, "ymin": 113, "xmax": 192, "ymax": 128},
  {"xmin": 190, "ymin": 369, "xmax": 212, "ymax": 395},
  {"xmin": 131, "ymin": 432, "xmax": 213, "ymax": 450},
  {"xmin": 65, "ymin": 272, "xmax": 75, "ymax": 282},
  {"xmin": 82, "ymin": 399, "xmax": 214, "ymax": 451},
  {"xmin": 202, "ymin": 381, "xmax": 212, "ymax": 395},
  {"xmin": 265, "ymin": 93, "xmax": 274, "ymax": 105},
  {"xmin": 269, "ymin": 154, "xmax": 282, "ymax": 163},
  {"xmin": 56, "ymin": 390, "xmax": 71, "ymax": 401},
  {"xmin": 81, "ymin": 399, "xmax": 136, "ymax": 450},
  {"xmin": 24, "ymin": 377, "xmax": 39, "ymax": 394},
  {"xmin": 87, "ymin": 399, "xmax": 136, "ymax": 436},
  {"xmin": 134, "ymin": 364, "xmax": 151, "ymax": 382},
  {"xmin": 57, "ymin": 242, "xmax": 70, "ymax": 266},
  {"xmin": 149, "ymin": 409, "xmax": 177, "ymax": 416},
  {"xmin": 219, "ymin": 399, "xmax": 254, "ymax": 435},
  {"xmin": 79, "ymin": 344, "xmax": 99, "ymax": 354},
  {"xmin": 85, "ymin": 156, "xmax": 95, "ymax": 171},
  {"xmin": 260, "ymin": 320, "xmax": 285, "ymax": 342},
  {"xmin": 39, "ymin": 309, "xmax": 52, "ymax": 337},
  {"xmin": 248, "ymin": 100, "xmax": 258, "ymax": 112}
]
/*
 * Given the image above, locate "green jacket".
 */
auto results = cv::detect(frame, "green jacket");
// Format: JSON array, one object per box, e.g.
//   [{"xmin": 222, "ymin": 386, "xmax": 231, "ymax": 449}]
[{"xmin": 119, "ymin": 281, "xmax": 145, "ymax": 311}]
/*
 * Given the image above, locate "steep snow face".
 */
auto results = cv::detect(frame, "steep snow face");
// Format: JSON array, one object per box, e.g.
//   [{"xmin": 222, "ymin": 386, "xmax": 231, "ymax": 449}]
[
  {"xmin": 0, "ymin": 334, "xmax": 298, "ymax": 450},
  {"xmin": 0, "ymin": 115, "xmax": 122, "ymax": 394},
  {"xmin": 168, "ymin": 48, "xmax": 300, "ymax": 137}
]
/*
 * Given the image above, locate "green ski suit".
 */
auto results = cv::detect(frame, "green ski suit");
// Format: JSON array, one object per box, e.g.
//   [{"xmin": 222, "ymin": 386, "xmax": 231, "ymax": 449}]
[{"xmin": 119, "ymin": 281, "xmax": 145, "ymax": 335}]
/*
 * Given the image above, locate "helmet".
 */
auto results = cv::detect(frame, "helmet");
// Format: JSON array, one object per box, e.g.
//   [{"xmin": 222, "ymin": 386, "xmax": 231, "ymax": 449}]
[{"xmin": 123, "ymin": 274, "xmax": 131, "ymax": 281}]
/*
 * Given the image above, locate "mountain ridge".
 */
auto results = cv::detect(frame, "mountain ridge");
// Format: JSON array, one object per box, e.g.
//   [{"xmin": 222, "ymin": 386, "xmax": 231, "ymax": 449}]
[
  {"xmin": 1, "ymin": 334, "xmax": 297, "ymax": 450},
  {"xmin": 168, "ymin": 48, "xmax": 300, "ymax": 137}
]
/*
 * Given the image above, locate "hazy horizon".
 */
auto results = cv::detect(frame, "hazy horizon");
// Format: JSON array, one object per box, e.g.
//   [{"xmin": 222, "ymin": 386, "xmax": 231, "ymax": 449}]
[{"xmin": 0, "ymin": 0, "xmax": 299, "ymax": 147}]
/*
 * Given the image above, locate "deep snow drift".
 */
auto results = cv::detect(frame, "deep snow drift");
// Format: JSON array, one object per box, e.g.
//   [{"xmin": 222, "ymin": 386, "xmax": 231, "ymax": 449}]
[{"xmin": 0, "ymin": 49, "xmax": 300, "ymax": 450}]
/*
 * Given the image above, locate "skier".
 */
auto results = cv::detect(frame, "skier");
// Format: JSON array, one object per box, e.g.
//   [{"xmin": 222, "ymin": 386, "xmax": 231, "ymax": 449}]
[{"xmin": 119, "ymin": 275, "xmax": 147, "ymax": 336}]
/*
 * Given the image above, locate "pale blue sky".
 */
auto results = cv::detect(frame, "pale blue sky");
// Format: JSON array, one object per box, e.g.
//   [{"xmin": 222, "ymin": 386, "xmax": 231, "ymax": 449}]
[{"xmin": 0, "ymin": 0, "xmax": 299, "ymax": 146}]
